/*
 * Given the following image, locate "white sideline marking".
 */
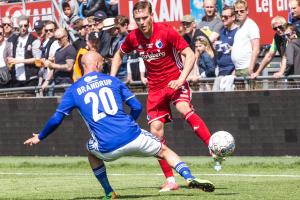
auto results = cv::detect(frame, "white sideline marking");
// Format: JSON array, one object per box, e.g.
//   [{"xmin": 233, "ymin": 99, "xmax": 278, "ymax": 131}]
[{"xmin": 1, "ymin": 172, "xmax": 300, "ymax": 178}]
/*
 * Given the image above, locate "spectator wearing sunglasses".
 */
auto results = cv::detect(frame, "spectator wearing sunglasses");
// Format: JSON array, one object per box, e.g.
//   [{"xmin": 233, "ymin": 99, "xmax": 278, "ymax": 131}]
[
  {"xmin": 1, "ymin": 16, "xmax": 18, "ymax": 42},
  {"xmin": 284, "ymin": 24, "xmax": 300, "ymax": 76},
  {"xmin": 43, "ymin": 28, "xmax": 76, "ymax": 95},
  {"xmin": 251, "ymin": 16, "xmax": 288, "ymax": 79},
  {"xmin": 38, "ymin": 21, "xmax": 60, "ymax": 96},
  {"xmin": 215, "ymin": 6, "xmax": 238, "ymax": 76},
  {"xmin": 231, "ymin": 0, "xmax": 260, "ymax": 77},
  {"xmin": 7, "ymin": 15, "xmax": 42, "ymax": 88}
]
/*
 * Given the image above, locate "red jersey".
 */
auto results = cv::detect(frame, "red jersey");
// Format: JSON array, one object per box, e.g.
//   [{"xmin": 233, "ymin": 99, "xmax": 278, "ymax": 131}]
[{"xmin": 120, "ymin": 23, "xmax": 189, "ymax": 91}]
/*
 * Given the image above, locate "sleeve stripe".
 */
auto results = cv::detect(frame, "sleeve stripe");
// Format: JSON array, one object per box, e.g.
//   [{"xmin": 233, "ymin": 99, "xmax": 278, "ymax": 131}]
[
  {"xmin": 56, "ymin": 109, "xmax": 70, "ymax": 116},
  {"xmin": 120, "ymin": 46, "xmax": 126, "ymax": 54},
  {"xmin": 125, "ymin": 95, "xmax": 135, "ymax": 102}
]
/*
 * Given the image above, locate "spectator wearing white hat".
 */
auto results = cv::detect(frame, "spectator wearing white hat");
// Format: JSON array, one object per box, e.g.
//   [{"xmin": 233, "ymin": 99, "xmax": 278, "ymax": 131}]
[{"xmin": 102, "ymin": 17, "xmax": 128, "ymax": 82}]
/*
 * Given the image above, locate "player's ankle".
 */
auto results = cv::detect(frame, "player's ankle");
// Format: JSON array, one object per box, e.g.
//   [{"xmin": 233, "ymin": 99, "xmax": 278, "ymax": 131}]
[{"xmin": 166, "ymin": 176, "xmax": 176, "ymax": 184}]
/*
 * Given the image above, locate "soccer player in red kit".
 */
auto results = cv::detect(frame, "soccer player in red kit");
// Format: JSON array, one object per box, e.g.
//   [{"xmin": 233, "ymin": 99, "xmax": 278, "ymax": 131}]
[{"xmin": 111, "ymin": 1, "xmax": 212, "ymax": 192}]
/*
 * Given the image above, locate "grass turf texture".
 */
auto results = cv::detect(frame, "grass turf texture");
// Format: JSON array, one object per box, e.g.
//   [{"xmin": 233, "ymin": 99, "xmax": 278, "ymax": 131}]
[{"xmin": 0, "ymin": 156, "xmax": 300, "ymax": 200}]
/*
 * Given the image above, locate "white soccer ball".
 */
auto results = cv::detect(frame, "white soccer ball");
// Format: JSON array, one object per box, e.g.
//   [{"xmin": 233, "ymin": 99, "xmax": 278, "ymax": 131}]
[{"xmin": 208, "ymin": 131, "xmax": 235, "ymax": 157}]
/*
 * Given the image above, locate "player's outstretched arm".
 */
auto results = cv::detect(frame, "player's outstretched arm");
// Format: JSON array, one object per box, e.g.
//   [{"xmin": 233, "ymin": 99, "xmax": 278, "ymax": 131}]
[
  {"xmin": 24, "ymin": 133, "xmax": 40, "ymax": 146},
  {"xmin": 24, "ymin": 112, "xmax": 65, "ymax": 147}
]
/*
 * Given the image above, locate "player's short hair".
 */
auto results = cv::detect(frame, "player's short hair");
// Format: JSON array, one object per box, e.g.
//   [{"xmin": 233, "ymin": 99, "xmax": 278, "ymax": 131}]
[
  {"xmin": 133, "ymin": 1, "xmax": 152, "ymax": 14},
  {"xmin": 234, "ymin": 0, "xmax": 248, "ymax": 10}
]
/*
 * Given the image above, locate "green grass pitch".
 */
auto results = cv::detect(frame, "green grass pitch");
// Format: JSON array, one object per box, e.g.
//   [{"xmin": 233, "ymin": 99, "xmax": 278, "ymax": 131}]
[{"xmin": 0, "ymin": 156, "xmax": 300, "ymax": 200}]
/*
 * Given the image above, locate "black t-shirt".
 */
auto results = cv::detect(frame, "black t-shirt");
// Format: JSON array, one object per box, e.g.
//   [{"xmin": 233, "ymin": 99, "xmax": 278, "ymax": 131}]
[{"xmin": 54, "ymin": 44, "xmax": 76, "ymax": 84}]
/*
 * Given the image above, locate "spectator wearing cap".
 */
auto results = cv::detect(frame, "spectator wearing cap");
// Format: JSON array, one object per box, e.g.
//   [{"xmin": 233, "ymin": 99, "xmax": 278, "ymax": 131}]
[
  {"xmin": 79, "ymin": 0, "xmax": 107, "ymax": 18},
  {"xmin": 181, "ymin": 14, "xmax": 213, "ymax": 53},
  {"xmin": 251, "ymin": 16, "xmax": 288, "ymax": 79},
  {"xmin": 231, "ymin": 0, "xmax": 260, "ymax": 77},
  {"xmin": 43, "ymin": 28, "xmax": 76, "ymax": 95},
  {"xmin": 198, "ymin": 0, "xmax": 223, "ymax": 43},
  {"xmin": 7, "ymin": 15, "xmax": 42, "ymax": 88},
  {"xmin": 94, "ymin": 11, "xmax": 107, "ymax": 31},
  {"xmin": 1, "ymin": 16, "xmax": 17, "ymax": 42},
  {"xmin": 101, "ymin": 17, "xmax": 127, "ymax": 81},
  {"xmin": 34, "ymin": 19, "xmax": 45, "ymax": 43}
]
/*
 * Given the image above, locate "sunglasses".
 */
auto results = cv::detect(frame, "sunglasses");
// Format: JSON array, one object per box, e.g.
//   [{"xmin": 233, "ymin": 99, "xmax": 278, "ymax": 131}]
[
  {"xmin": 285, "ymin": 32, "xmax": 293, "ymax": 38},
  {"xmin": 19, "ymin": 24, "xmax": 28, "ymax": 28},
  {"xmin": 181, "ymin": 22, "xmax": 192, "ymax": 27},
  {"xmin": 221, "ymin": 15, "xmax": 232, "ymax": 20},
  {"xmin": 45, "ymin": 29, "xmax": 54, "ymax": 33},
  {"xmin": 55, "ymin": 35, "xmax": 66, "ymax": 41},
  {"xmin": 88, "ymin": 24, "xmax": 95, "ymax": 28},
  {"xmin": 234, "ymin": 9, "xmax": 246, "ymax": 14},
  {"xmin": 82, "ymin": 25, "xmax": 89, "ymax": 28},
  {"xmin": 3, "ymin": 23, "xmax": 11, "ymax": 27},
  {"xmin": 272, "ymin": 25, "xmax": 285, "ymax": 31}
]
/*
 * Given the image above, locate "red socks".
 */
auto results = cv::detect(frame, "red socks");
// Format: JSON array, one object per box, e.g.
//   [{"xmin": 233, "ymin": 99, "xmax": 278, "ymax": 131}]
[
  {"xmin": 158, "ymin": 138, "xmax": 174, "ymax": 178},
  {"xmin": 184, "ymin": 110, "xmax": 211, "ymax": 145}
]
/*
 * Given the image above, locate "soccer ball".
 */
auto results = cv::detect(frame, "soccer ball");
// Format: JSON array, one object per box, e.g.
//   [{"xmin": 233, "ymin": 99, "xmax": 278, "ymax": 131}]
[{"xmin": 208, "ymin": 131, "xmax": 235, "ymax": 157}]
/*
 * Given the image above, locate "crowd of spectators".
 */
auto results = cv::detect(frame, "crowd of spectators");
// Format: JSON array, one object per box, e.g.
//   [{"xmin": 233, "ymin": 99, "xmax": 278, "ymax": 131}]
[{"xmin": 0, "ymin": 0, "xmax": 299, "ymax": 95}]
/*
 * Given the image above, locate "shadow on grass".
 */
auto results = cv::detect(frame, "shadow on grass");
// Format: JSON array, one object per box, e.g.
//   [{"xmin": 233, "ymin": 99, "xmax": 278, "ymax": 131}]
[{"xmin": 71, "ymin": 192, "xmax": 204, "ymax": 199}]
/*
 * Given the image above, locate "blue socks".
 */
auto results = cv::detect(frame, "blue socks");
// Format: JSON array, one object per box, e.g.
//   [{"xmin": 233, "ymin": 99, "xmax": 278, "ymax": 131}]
[
  {"xmin": 93, "ymin": 164, "xmax": 113, "ymax": 195},
  {"xmin": 175, "ymin": 162, "xmax": 195, "ymax": 180}
]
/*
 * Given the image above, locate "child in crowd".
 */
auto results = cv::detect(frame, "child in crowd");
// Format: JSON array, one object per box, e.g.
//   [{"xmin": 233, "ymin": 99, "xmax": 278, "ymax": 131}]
[{"xmin": 190, "ymin": 36, "xmax": 216, "ymax": 82}]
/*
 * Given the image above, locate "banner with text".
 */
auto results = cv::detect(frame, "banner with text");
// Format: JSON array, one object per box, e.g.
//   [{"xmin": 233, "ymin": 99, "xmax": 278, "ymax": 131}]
[
  {"xmin": 119, "ymin": 0, "xmax": 191, "ymax": 29},
  {"xmin": 0, "ymin": 1, "xmax": 58, "ymax": 29}
]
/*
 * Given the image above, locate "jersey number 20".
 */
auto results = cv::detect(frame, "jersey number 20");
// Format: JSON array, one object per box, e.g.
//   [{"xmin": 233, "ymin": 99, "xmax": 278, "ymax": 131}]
[{"xmin": 84, "ymin": 87, "xmax": 118, "ymax": 122}]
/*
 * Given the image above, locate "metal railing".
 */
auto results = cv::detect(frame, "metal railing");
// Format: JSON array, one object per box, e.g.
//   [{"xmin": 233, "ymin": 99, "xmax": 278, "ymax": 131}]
[{"xmin": 0, "ymin": 75, "xmax": 300, "ymax": 98}]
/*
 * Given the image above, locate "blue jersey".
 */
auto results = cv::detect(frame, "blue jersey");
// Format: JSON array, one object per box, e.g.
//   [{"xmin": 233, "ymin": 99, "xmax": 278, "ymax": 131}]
[
  {"xmin": 56, "ymin": 71, "xmax": 141, "ymax": 153},
  {"xmin": 216, "ymin": 27, "xmax": 238, "ymax": 75}
]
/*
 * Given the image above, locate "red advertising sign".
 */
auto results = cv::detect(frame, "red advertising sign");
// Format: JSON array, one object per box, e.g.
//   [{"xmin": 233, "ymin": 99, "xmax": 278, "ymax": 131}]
[
  {"xmin": 248, "ymin": 0, "xmax": 289, "ymax": 45},
  {"xmin": 0, "ymin": 0, "xmax": 59, "ymax": 28},
  {"xmin": 119, "ymin": 0, "xmax": 191, "ymax": 29}
]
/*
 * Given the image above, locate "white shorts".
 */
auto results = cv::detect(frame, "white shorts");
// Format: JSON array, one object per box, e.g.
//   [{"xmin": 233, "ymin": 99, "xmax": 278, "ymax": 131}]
[{"xmin": 86, "ymin": 129, "xmax": 162, "ymax": 162}]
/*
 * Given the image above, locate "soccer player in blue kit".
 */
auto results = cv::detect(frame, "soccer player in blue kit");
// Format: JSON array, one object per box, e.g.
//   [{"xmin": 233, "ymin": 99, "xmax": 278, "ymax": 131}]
[{"xmin": 24, "ymin": 52, "xmax": 215, "ymax": 199}]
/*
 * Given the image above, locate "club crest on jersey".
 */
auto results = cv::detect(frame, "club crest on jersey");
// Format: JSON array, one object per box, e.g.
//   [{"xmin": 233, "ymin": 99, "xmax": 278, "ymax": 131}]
[
  {"xmin": 155, "ymin": 39, "xmax": 163, "ymax": 49},
  {"xmin": 84, "ymin": 75, "xmax": 97, "ymax": 82}
]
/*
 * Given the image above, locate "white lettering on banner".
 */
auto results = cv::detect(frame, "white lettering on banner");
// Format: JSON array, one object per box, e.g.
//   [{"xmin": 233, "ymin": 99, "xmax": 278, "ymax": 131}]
[
  {"xmin": 277, "ymin": 0, "xmax": 288, "ymax": 11},
  {"xmin": 256, "ymin": 0, "xmax": 288, "ymax": 18},
  {"xmin": 6, "ymin": 8, "xmax": 52, "ymax": 22},
  {"xmin": 170, "ymin": 0, "xmax": 183, "ymax": 21},
  {"xmin": 129, "ymin": 0, "xmax": 184, "ymax": 22}
]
